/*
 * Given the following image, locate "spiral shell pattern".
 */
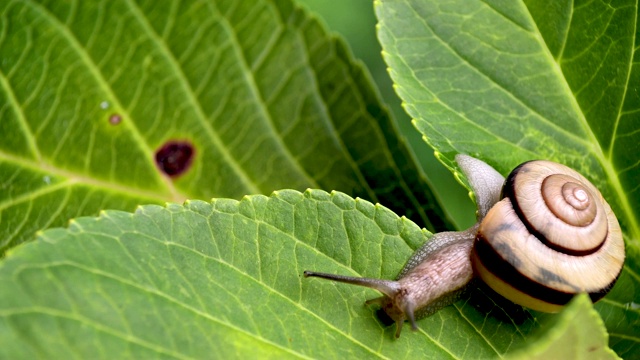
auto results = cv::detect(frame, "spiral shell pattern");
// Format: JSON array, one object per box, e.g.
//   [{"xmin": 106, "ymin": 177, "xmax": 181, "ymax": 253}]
[{"xmin": 471, "ymin": 161, "xmax": 625, "ymax": 312}]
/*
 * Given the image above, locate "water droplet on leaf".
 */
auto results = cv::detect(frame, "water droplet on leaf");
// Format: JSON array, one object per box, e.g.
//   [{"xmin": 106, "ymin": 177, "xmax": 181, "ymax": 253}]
[
  {"xmin": 100, "ymin": 101, "xmax": 110, "ymax": 109},
  {"xmin": 155, "ymin": 141, "xmax": 195, "ymax": 177}
]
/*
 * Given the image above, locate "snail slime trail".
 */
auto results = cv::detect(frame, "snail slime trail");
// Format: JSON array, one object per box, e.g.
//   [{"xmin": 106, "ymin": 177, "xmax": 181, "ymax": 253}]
[{"xmin": 304, "ymin": 155, "xmax": 625, "ymax": 337}]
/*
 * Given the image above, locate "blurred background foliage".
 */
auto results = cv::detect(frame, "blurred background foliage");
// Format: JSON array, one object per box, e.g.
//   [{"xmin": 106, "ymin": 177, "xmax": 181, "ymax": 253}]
[{"xmin": 297, "ymin": 0, "xmax": 475, "ymax": 229}]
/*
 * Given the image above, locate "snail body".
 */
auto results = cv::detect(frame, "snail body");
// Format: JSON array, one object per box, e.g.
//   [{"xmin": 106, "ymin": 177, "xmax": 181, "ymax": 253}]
[{"xmin": 304, "ymin": 155, "xmax": 625, "ymax": 337}]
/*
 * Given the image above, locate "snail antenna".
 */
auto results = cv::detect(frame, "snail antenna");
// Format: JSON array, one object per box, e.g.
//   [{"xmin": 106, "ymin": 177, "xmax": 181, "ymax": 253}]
[
  {"xmin": 303, "ymin": 271, "xmax": 400, "ymax": 298},
  {"xmin": 394, "ymin": 320, "xmax": 404, "ymax": 338},
  {"xmin": 404, "ymin": 300, "xmax": 418, "ymax": 332}
]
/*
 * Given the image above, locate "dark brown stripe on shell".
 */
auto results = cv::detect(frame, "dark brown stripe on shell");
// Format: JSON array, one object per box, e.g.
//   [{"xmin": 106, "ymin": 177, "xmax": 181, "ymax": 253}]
[
  {"xmin": 474, "ymin": 232, "xmax": 618, "ymax": 306},
  {"xmin": 586, "ymin": 266, "xmax": 623, "ymax": 303},
  {"xmin": 502, "ymin": 161, "xmax": 604, "ymax": 256}
]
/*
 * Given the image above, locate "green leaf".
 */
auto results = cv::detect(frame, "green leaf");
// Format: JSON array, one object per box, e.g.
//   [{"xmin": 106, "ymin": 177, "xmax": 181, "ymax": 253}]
[
  {"xmin": 375, "ymin": 0, "xmax": 639, "ymax": 240},
  {"xmin": 0, "ymin": 0, "xmax": 450, "ymax": 255},
  {"xmin": 296, "ymin": 0, "xmax": 477, "ymax": 230},
  {"xmin": 0, "ymin": 189, "xmax": 544, "ymax": 359},
  {"xmin": 376, "ymin": 0, "xmax": 640, "ymax": 356},
  {"xmin": 596, "ymin": 240, "xmax": 640, "ymax": 359},
  {"xmin": 505, "ymin": 294, "xmax": 619, "ymax": 360}
]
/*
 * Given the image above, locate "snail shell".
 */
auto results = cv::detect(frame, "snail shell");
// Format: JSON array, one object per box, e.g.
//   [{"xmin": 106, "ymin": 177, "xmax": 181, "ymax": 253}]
[
  {"xmin": 472, "ymin": 160, "xmax": 625, "ymax": 312},
  {"xmin": 304, "ymin": 155, "xmax": 625, "ymax": 337}
]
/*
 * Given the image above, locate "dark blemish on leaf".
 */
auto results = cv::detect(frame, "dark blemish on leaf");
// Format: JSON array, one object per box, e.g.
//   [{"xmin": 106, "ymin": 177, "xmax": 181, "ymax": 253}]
[
  {"xmin": 109, "ymin": 114, "xmax": 122, "ymax": 125},
  {"xmin": 155, "ymin": 140, "xmax": 195, "ymax": 177}
]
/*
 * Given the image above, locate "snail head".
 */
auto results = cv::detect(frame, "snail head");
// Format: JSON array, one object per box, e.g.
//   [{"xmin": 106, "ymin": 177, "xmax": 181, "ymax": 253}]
[{"xmin": 303, "ymin": 271, "xmax": 416, "ymax": 337}]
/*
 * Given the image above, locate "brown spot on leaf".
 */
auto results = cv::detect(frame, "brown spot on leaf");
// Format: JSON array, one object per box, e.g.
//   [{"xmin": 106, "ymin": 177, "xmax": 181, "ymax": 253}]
[
  {"xmin": 109, "ymin": 114, "xmax": 122, "ymax": 125},
  {"xmin": 155, "ymin": 140, "xmax": 195, "ymax": 177}
]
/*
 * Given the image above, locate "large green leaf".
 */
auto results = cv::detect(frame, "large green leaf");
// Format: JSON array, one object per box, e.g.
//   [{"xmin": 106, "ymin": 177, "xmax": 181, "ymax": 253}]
[
  {"xmin": 375, "ymin": 0, "xmax": 640, "ymax": 357},
  {"xmin": 2, "ymin": 0, "xmax": 635, "ymax": 357},
  {"xmin": 295, "ymin": 0, "xmax": 477, "ymax": 230},
  {"xmin": 0, "ymin": 190, "xmax": 465, "ymax": 358},
  {"xmin": 375, "ymin": 0, "xmax": 640, "ymax": 240},
  {"xmin": 0, "ymin": 190, "xmax": 618, "ymax": 358},
  {"xmin": 0, "ymin": 0, "xmax": 450, "ymax": 255}
]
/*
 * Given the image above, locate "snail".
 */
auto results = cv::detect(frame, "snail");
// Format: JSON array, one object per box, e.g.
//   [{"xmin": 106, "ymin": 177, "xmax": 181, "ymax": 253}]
[{"xmin": 304, "ymin": 155, "xmax": 625, "ymax": 338}]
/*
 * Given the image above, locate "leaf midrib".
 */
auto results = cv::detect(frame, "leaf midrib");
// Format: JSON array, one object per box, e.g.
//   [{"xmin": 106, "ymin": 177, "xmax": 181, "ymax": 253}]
[
  {"xmin": 605, "ymin": 3, "xmax": 640, "ymax": 240},
  {"xmin": 541, "ymin": 2, "xmax": 640, "ymax": 240},
  {"xmin": 0, "ymin": 71, "xmax": 40, "ymax": 161},
  {"xmin": 403, "ymin": 1, "xmax": 595, "ymax": 147},
  {"xmin": 0, "ymin": 151, "xmax": 177, "ymax": 206},
  {"xmin": 398, "ymin": 0, "xmax": 640, "ymax": 240}
]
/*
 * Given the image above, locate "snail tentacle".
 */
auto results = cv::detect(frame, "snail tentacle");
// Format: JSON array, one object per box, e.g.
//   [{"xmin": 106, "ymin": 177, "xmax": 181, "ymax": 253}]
[
  {"xmin": 402, "ymin": 155, "xmax": 502, "ymax": 274},
  {"xmin": 455, "ymin": 154, "xmax": 505, "ymax": 220}
]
